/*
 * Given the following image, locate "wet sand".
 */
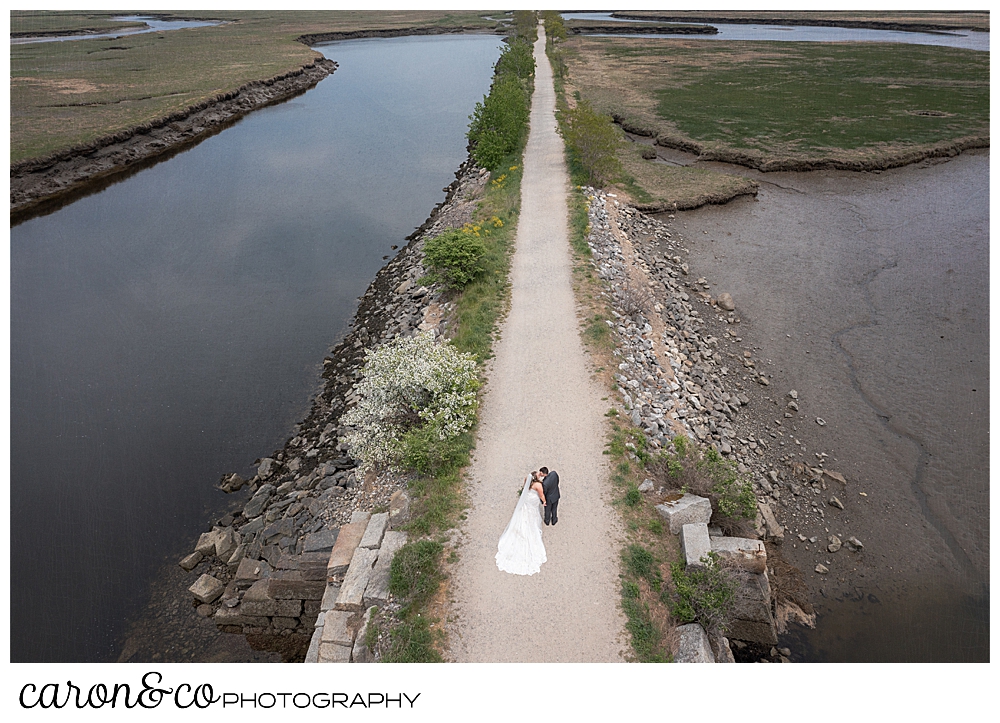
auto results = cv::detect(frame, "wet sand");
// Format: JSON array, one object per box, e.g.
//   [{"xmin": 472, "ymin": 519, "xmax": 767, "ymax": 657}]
[{"xmin": 668, "ymin": 150, "xmax": 988, "ymax": 661}]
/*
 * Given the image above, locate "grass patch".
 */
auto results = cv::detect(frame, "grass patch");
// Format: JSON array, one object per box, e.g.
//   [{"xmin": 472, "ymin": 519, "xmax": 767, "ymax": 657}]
[
  {"xmin": 10, "ymin": 10, "xmax": 500, "ymax": 163},
  {"xmin": 563, "ymin": 36, "xmax": 988, "ymax": 171}
]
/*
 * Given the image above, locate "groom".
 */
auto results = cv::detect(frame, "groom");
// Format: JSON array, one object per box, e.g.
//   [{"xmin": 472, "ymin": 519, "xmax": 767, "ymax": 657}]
[{"xmin": 539, "ymin": 467, "xmax": 560, "ymax": 526}]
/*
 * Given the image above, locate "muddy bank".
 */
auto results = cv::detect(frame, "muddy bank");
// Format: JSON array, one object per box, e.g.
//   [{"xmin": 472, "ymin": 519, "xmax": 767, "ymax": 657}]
[
  {"xmin": 613, "ymin": 115, "xmax": 989, "ymax": 174},
  {"xmin": 666, "ymin": 151, "xmax": 989, "ymax": 661},
  {"xmin": 115, "ymin": 157, "xmax": 491, "ymax": 663},
  {"xmin": 297, "ymin": 25, "xmax": 499, "ymax": 45},
  {"xmin": 567, "ymin": 23, "xmax": 717, "ymax": 36},
  {"xmin": 10, "ymin": 58, "xmax": 336, "ymax": 220},
  {"xmin": 611, "ymin": 12, "xmax": 989, "ymax": 34}
]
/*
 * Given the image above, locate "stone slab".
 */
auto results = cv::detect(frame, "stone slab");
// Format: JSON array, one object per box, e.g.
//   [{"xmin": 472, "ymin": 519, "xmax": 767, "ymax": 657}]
[
  {"xmin": 305, "ymin": 627, "xmax": 323, "ymax": 663},
  {"xmin": 726, "ymin": 618, "xmax": 778, "ymax": 646},
  {"xmin": 350, "ymin": 510, "xmax": 371, "ymax": 525},
  {"xmin": 711, "ymin": 536, "xmax": 767, "ymax": 574},
  {"xmin": 269, "ymin": 579, "xmax": 325, "ymax": 601},
  {"xmin": 321, "ymin": 583, "xmax": 342, "ymax": 612},
  {"xmin": 320, "ymin": 610, "xmax": 354, "ymax": 647},
  {"xmin": 681, "ymin": 523, "xmax": 712, "ymax": 568},
  {"xmin": 195, "ymin": 530, "xmax": 221, "ymax": 556},
  {"xmin": 215, "ymin": 527, "xmax": 238, "ymax": 559},
  {"xmin": 317, "ymin": 642, "xmax": 351, "ymax": 663},
  {"xmin": 335, "ymin": 547, "xmax": 379, "ymax": 611},
  {"xmin": 303, "ymin": 528, "xmax": 339, "ymax": 553},
  {"xmin": 364, "ymin": 531, "xmax": 408, "ymax": 607},
  {"xmin": 655, "ymin": 493, "xmax": 712, "ymax": 534},
  {"xmin": 213, "ymin": 606, "xmax": 269, "ymax": 628},
  {"xmin": 388, "ymin": 490, "xmax": 410, "ymax": 528},
  {"xmin": 272, "ymin": 616, "xmax": 299, "ymax": 630},
  {"xmin": 359, "ymin": 513, "xmax": 389, "ymax": 549},
  {"xmin": 234, "ymin": 558, "xmax": 271, "ymax": 587},
  {"xmin": 352, "ymin": 606, "xmax": 377, "ymax": 663},
  {"xmin": 327, "ymin": 520, "xmax": 369, "ymax": 578},
  {"xmin": 188, "ymin": 574, "xmax": 224, "ymax": 604},
  {"xmin": 675, "ymin": 623, "xmax": 715, "ymax": 663},
  {"xmin": 241, "ymin": 579, "xmax": 277, "ymax": 617}
]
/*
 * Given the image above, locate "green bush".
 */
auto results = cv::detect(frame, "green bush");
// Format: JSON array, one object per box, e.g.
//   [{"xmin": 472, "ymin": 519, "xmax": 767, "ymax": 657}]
[
  {"xmin": 562, "ymin": 99, "xmax": 623, "ymax": 187},
  {"xmin": 625, "ymin": 484, "xmax": 642, "ymax": 507},
  {"xmin": 400, "ymin": 426, "xmax": 471, "ymax": 476},
  {"xmin": 494, "ymin": 37, "xmax": 535, "ymax": 80},
  {"xmin": 422, "ymin": 228, "xmax": 487, "ymax": 288},
  {"xmin": 668, "ymin": 552, "xmax": 738, "ymax": 636},
  {"xmin": 512, "ymin": 10, "xmax": 537, "ymax": 41},
  {"xmin": 698, "ymin": 447, "xmax": 756, "ymax": 519},
  {"xmin": 468, "ymin": 75, "xmax": 530, "ymax": 170}
]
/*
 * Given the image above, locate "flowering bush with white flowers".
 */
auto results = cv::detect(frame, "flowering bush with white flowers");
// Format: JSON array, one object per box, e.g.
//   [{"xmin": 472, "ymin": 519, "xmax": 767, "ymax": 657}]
[{"xmin": 339, "ymin": 332, "xmax": 481, "ymax": 472}]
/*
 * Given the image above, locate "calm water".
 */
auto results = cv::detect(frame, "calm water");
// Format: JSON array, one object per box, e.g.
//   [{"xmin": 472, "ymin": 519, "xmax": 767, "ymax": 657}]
[
  {"xmin": 10, "ymin": 15, "xmax": 224, "ymax": 44},
  {"xmin": 10, "ymin": 33, "xmax": 503, "ymax": 662},
  {"xmin": 562, "ymin": 13, "xmax": 989, "ymax": 52}
]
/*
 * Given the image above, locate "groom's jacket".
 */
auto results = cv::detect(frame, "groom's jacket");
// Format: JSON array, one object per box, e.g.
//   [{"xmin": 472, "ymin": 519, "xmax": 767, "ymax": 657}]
[{"xmin": 542, "ymin": 471, "xmax": 560, "ymax": 502}]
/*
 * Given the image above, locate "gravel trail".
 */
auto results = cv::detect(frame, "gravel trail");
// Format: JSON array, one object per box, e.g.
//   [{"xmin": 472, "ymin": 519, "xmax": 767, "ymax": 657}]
[{"xmin": 446, "ymin": 26, "xmax": 627, "ymax": 662}]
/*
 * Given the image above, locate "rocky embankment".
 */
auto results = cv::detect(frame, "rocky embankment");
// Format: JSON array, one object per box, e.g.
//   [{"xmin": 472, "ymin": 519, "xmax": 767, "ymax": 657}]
[
  {"xmin": 584, "ymin": 188, "xmax": 869, "ymax": 660},
  {"xmin": 10, "ymin": 58, "xmax": 336, "ymax": 219},
  {"xmin": 173, "ymin": 158, "xmax": 492, "ymax": 660}
]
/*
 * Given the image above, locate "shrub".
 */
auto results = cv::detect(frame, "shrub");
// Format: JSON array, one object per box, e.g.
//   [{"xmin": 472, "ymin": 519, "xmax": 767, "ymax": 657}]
[
  {"xmin": 562, "ymin": 99, "xmax": 623, "ymax": 187},
  {"xmin": 422, "ymin": 228, "xmax": 487, "ymax": 288},
  {"xmin": 698, "ymin": 447, "xmax": 756, "ymax": 519},
  {"xmin": 668, "ymin": 552, "xmax": 738, "ymax": 637},
  {"xmin": 468, "ymin": 75, "xmax": 530, "ymax": 170},
  {"xmin": 339, "ymin": 332, "xmax": 480, "ymax": 472},
  {"xmin": 494, "ymin": 37, "xmax": 535, "ymax": 80},
  {"xmin": 624, "ymin": 484, "xmax": 641, "ymax": 507}
]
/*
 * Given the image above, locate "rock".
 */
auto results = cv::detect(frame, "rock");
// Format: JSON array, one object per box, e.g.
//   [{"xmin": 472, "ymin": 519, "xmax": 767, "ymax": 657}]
[
  {"xmin": 327, "ymin": 519, "xmax": 370, "ymax": 577},
  {"xmin": 243, "ymin": 484, "xmax": 274, "ymax": 519},
  {"xmin": 234, "ymin": 558, "xmax": 271, "ymax": 588},
  {"xmin": 219, "ymin": 473, "xmax": 246, "ymax": 493},
  {"xmin": 388, "ymin": 489, "xmax": 411, "ymax": 528},
  {"xmin": 352, "ymin": 606, "xmax": 378, "ymax": 663},
  {"xmin": 816, "ymin": 417, "xmax": 827, "ymax": 426},
  {"xmin": 334, "ymin": 547, "xmax": 379, "ymax": 611},
  {"xmin": 757, "ymin": 501, "xmax": 784, "ymax": 543},
  {"xmin": 844, "ymin": 536, "xmax": 865, "ymax": 551},
  {"xmin": 787, "ymin": 401, "xmax": 799, "ymax": 412},
  {"xmin": 261, "ymin": 517, "xmax": 295, "ymax": 545},
  {"xmin": 655, "ymin": 493, "xmax": 712, "ymax": 534},
  {"xmin": 680, "ymin": 523, "xmax": 713, "ymax": 569},
  {"xmin": 257, "ymin": 458, "xmax": 275, "ymax": 479},
  {"xmin": 709, "ymin": 634, "xmax": 735, "ymax": 663},
  {"xmin": 716, "ymin": 293, "xmax": 735, "ymax": 311},
  {"xmin": 214, "ymin": 527, "xmax": 238, "ymax": 560},
  {"xmin": 815, "ymin": 564, "xmax": 829, "ymax": 574},
  {"xmin": 827, "ymin": 535, "xmax": 842, "ymax": 553},
  {"xmin": 638, "ymin": 479, "xmax": 655, "ymax": 493},
  {"xmin": 710, "ymin": 536, "xmax": 767, "ymax": 575},
  {"xmin": 364, "ymin": 531, "xmax": 408, "ymax": 608},
  {"xmin": 675, "ymin": 624, "xmax": 715, "ymax": 663},
  {"xmin": 196, "ymin": 604, "xmax": 215, "ymax": 618},
  {"xmin": 241, "ymin": 579, "xmax": 278, "ymax": 616},
  {"xmin": 320, "ymin": 610, "xmax": 354, "ymax": 648},
  {"xmin": 396, "ymin": 279, "xmax": 412, "ymax": 295},
  {"xmin": 788, "ymin": 390, "xmax": 798, "ymax": 400},
  {"xmin": 320, "ymin": 583, "xmax": 341, "ymax": 612},
  {"xmin": 823, "ymin": 469, "xmax": 847, "ymax": 485},
  {"xmin": 303, "ymin": 529, "xmax": 339, "ymax": 554},
  {"xmin": 359, "ymin": 512, "xmax": 389, "ymax": 549},
  {"xmin": 189, "ymin": 574, "xmax": 225, "ymax": 604},
  {"xmin": 195, "ymin": 530, "xmax": 221, "ymax": 557},
  {"xmin": 179, "ymin": 551, "xmax": 203, "ymax": 571},
  {"xmin": 828, "ymin": 496, "xmax": 845, "ymax": 510}
]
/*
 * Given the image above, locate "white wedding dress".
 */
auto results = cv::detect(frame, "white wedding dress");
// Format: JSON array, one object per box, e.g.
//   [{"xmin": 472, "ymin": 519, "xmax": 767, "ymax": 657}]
[{"xmin": 496, "ymin": 475, "xmax": 547, "ymax": 575}]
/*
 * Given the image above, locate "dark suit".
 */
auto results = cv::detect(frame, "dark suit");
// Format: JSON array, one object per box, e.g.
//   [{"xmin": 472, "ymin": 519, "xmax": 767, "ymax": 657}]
[{"xmin": 541, "ymin": 470, "xmax": 560, "ymax": 525}]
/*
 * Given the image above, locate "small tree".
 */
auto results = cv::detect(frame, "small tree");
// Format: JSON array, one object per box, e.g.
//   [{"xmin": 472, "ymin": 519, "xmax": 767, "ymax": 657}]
[
  {"xmin": 339, "ymin": 332, "xmax": 480, "ymax": 472},
  {"xmin": 563, "ymin": 99, "xmax": 623, "ymax": 187}
]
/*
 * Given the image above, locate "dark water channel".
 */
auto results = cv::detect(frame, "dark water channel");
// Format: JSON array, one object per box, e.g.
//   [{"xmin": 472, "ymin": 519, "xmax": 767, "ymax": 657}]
[
  {"xmin": 10, "ymin": 33, "xmax": 504, "ymax": 663},
  {"xmin": 668, "ymin": 151, "xmax": 989, "ymax": 661}
]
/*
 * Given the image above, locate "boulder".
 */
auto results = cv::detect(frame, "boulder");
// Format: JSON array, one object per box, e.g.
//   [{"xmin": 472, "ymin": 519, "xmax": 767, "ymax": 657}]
[
  {"xmin": 716, "ymin": 292, "xmax": 735, "ymax": 311},
  {"xmin": 243, "ymin": 484, "xmax": 274, "ymax": 519},
  {"xmin": 757, "ymin": 500, "xmax": 784, "ymax": 543},
  {"xmin": 234, "ymin": 558, "xmax": 271, "ymax": 588},
  {"xmin": 188, "ymin": 574, "xmax": 224, "ymax": 604},
  {"xmin": 675, "ymin": 624, "xmax": 715, "ymax": 663},
  {"xmin": 655, "ymin": 493, "xmax": 712, "ymax": 534},
  {"xmin": 195, "ymin": 530, "xmax": 221, "ymax": 557},
  {"xmin": 257, "ymin": 458, "xmax": 275, "ymax": 479},
  {"xmin": 241, "ymin": 579, "xmax": 278, "ymax": 616},
  {"xmin": 215, "ymin": 527, "xmax": 238, "ymax": 560},
  {"xmin": 388, "ymin": 490, "xmax": 411, "ymax": 528}
]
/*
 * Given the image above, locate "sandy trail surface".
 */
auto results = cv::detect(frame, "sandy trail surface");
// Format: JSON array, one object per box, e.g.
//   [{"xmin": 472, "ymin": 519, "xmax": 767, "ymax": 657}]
[{"xmin": 446, "ymin": 27, "xmax": 626, "ymax": 663}]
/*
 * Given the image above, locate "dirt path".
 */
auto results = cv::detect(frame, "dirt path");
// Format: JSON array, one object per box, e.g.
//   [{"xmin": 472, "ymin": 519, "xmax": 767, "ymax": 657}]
[{"xmin": 446, "ymin": 26, "xmax": 626, "ymax": 662}]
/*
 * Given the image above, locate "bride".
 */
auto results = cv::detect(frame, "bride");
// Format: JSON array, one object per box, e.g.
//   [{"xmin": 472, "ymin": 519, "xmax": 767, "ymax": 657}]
[{"xmin": 496, "ymin": 471, "xmax": 547, "ymax": 575}]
